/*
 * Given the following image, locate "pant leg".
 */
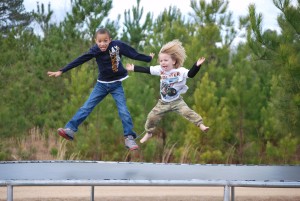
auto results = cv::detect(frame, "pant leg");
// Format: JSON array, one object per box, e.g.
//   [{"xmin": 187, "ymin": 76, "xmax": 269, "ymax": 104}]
[
  {"xmin": 172, "ymin": 98, "xmax": 203, "ymax": 127},
  {"xmin": 110, "ymin": 81, "xmax": 136, "ymax": 138},
  {"xmin": 65, "ymin": 82, "xmax": 108, "ymax": 132},
  {"xmin": 145, "ymin": 99, "xmax": 171, "ymax": 133}
]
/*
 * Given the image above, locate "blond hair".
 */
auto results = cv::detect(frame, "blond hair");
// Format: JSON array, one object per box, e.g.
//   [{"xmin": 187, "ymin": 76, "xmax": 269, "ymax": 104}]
[{"xmin": 159, "ymin": 39, "xmax": 187, "ymax": 68}]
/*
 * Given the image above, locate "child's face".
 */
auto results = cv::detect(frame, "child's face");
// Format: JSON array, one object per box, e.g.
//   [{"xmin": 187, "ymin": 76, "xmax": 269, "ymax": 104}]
[
  {"xmin": 159, "ymin": 53, "xmax": 176, "ymax": 71},
  {"xmin": 95, "ymin": 33, "xmax": 112, "ymax": 52}
]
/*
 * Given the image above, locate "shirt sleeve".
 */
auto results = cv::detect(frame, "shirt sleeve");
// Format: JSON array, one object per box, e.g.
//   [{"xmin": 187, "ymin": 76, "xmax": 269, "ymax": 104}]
[
  {"xmin": 187, "ymin": 62, "xmax": 201, "ymax": 78},
  {"xmin": 149, "ymin": 65, "xmax": 162, "ymax": 76},
  {"xmin": 59, "ymin": 45, "xmax": 97, "ymax": 73},
  {"xmin": 134, "ymin": 65, "xmax": 151, "ymax": 74},
  {"xmin": 118, "ymin": 41, "xmax": 152, "ymax": 62}
]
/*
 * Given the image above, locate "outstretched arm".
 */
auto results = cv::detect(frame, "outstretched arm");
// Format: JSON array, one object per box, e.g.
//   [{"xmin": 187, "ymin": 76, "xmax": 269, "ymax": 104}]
[
  {"xmin": 188, "ymin": 57, "xmax": 206, "ymax": 78},
  {"xmin": 120, "ymin": 41, "xmax": 154, "ymax": 62},
  {"xmin": 47, "ymin": 46, "xmax": 97, "ymax": 78},
  {"xmin": 126, "ymin": 63, "xmax": 151, "ymax": 74}
]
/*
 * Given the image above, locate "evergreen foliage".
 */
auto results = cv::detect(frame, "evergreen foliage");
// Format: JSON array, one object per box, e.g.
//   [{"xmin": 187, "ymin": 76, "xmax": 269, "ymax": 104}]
[
  {"xmin": 0, "ymin": 0, "xmax": 298, "ymax": 164},
  {"xmin": 0, "ymin": 0, "xmax": 32, "ymax": 32}
]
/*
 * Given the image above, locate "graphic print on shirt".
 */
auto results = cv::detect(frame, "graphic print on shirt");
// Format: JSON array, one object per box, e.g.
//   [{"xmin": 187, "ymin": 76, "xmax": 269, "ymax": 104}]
[
  {"xmin": 109, "ymin": 46, "xmax": 120, "ymax": 72},
  {"xmin": 160, "ymin": 71, "xmax": 181, "ymax": 100}
]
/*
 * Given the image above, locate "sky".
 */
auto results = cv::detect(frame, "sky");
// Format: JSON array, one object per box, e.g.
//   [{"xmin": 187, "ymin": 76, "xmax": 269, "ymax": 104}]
[
  {"xmin": 23, "ymin": 0, "xmax": 285, "ymax": 45},
  {"xmin": 23, "ymin": 0, "xmax": 282, "ymax": 29}
]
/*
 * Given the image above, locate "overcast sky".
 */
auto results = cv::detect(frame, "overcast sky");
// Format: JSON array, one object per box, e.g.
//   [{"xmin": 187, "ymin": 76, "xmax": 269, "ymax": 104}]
[
  {"xmin": 23, "ymin": 0, "xmax": 287, "ymax": 45},
  {"xmin": 23, "ymin": 0, "xmax": 282, "ymax": 29}
]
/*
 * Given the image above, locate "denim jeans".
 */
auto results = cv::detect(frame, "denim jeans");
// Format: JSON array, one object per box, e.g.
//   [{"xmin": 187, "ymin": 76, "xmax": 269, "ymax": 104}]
[{"xmin": 65, "ymin": 81, "xmax": 136, "ymax": 137}]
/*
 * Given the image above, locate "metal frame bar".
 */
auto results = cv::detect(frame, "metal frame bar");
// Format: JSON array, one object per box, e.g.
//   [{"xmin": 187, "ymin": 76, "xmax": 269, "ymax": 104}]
[
  {"xmin": 7, "ymin": 185, "xmax": 13, "ymax": 201},
  {"xmin": 90, "ymin": 186, "xmax": 94, "ymax": 201},
  {"xmin": 1, "ymin": 179, "xmax": 300, "ymax": 187},
  {"xmin": 2, "ymin": 180, "xmax": 300, "ymax": 201},
  {"xmin": 231, "ymin": 187, "xmax": 235, "ymax": 201}
]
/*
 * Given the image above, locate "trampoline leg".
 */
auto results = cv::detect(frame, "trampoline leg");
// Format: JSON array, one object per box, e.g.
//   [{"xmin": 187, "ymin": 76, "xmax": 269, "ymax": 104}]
[
  {"xmin": 7, "ymin": 185, "xmax": 13, "ymax": 201},
  {"xmin": 231, "ymin": 187, "xmax": 235, "ymax": 201},
  {"xmin": 223, "ymin": 185, "xmax": 230, "ymax": 201},
  {"xmin": 90, "ymin": 186, "xmax": 94, "ymax": 201}
]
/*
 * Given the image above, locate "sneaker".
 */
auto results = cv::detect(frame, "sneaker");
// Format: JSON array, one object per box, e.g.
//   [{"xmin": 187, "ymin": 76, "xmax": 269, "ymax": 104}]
[
  {"xmin": 125, "ymin": 135, "xmax": 139, "ymax": 150},
  {"xmin": 57, "ymin": 128, "xmax": 74, "ymax": 141},
  {"xmin": 140, "ymin": 133, "xmax": 152, "ymax": 143}
]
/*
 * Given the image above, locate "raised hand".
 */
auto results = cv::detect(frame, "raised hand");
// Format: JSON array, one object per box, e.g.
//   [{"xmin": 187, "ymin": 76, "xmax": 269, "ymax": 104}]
[
  {"xmin": 196, "ymin": 57, "xmax": 206, "ymax": 66},
  {"xmin": 150, "ymin": 53, "xmax": 155, "ymax": 59}
]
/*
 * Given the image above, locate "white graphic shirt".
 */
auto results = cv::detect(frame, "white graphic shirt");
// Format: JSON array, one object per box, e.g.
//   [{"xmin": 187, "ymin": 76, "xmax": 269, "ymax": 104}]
[{"xmin": 150, "ymin": 65, "xmax": 189, "ymax": 102}]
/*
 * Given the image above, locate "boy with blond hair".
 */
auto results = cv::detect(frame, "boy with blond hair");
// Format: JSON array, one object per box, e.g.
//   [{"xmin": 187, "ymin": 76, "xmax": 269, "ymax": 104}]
[{"xmin": 126, "ymin": 40, "xmax": 209, "ymax": 143}]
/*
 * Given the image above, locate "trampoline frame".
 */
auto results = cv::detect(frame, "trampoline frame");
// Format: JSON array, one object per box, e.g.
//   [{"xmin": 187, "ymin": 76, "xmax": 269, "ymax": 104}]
[{"xmin": 0, "ymin": 160, "xmax": 299, "ymax": 201}]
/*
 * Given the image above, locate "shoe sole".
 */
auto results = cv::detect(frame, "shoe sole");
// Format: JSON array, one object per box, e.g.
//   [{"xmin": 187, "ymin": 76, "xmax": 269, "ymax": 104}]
[
  {"xmin": 127, "ymin": 146, "xmax": 139, "ymax": 151},
  {"xmin": 57, "ymin": 128, "xmax": 73, "ymax": 141},
  {"xmin": 125, "ymin": 145, "xmax": 139, "ymax": 151}
]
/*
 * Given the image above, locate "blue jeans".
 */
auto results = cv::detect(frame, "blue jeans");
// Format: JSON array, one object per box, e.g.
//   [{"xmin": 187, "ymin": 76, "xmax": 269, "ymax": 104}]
[{"xmin": 65, "ymin": 81, "xmax": 136, "ymax": 138}]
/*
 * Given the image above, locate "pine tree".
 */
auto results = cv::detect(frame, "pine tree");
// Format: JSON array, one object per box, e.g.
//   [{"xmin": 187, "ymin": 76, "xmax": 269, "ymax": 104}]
[
  {"xmin": 176, "ymin": 0, "xmax": 236, "ymax": 164},
  {"xmin": 64, "ymin": 0, "xmax": 118, "ymax": 42},
  {"xmin": 227, "ymin": 46, "xmax": 266, "ymax": 163},
  {"xmin": 141, "ymin": 4, "xmax": 192, "ymax": 52},
  {"xmin": 0, "ymin": 0, "xmax": 32, "ymax": 33},
  {"xmin": 247, "ymin": 0, "xmax": 299, "ymax": 163},
  {"xmin": 120, "ymin": 0, "xmax": 152, "ymax": 50},
  {"xmin": 182, "ymin": 72, "xmax": 232, "ymax": 164},
  {"xmin": 187, "ymin": 0, "xmax": 236, "ymax": 112},
  {"xmin": 32, "ymin": 2, "xmax": 53, "ymax": 37}
]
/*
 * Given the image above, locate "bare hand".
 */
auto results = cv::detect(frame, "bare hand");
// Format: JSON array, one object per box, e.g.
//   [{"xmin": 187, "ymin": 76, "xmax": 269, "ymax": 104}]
[
  {"xmin": 150, "ymin": 53, "xmax": 155, "ymax": 59},
  {"xmin": 47, "ymin": 71, "xmax": 62, "ymax": 77},
  {"xmin": 126, "ymin": 63, "xmax": 134, "ymax": 71},
  {"xmin": 196, "ymin": 57, "xmax": 206, "ymax": 66}
]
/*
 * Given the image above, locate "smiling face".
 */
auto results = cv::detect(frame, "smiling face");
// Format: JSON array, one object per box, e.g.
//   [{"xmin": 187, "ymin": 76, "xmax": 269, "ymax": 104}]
[
  {"xmin": 159, "ymin": 53, "xmax": 176, "ymax": 72},
  {"xmin": 95, "ymin": 32, "xmax": 112, "ymax": 52}
]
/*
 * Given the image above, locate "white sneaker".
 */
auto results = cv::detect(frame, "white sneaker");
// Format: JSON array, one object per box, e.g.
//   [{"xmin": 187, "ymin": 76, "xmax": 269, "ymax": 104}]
[
  {"xmin": 57, "ymin": 128, "xmax": 74, "ymax": 140},
  {"xmin": 125, "ymin": 135, "xmax": 139, "ymax": 150}
]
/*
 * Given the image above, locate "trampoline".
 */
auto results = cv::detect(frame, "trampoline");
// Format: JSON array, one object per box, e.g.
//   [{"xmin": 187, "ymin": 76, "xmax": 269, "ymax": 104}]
[{"xmin": 0, "ymin": 160, "xmax": 299, "ymax": 201}]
